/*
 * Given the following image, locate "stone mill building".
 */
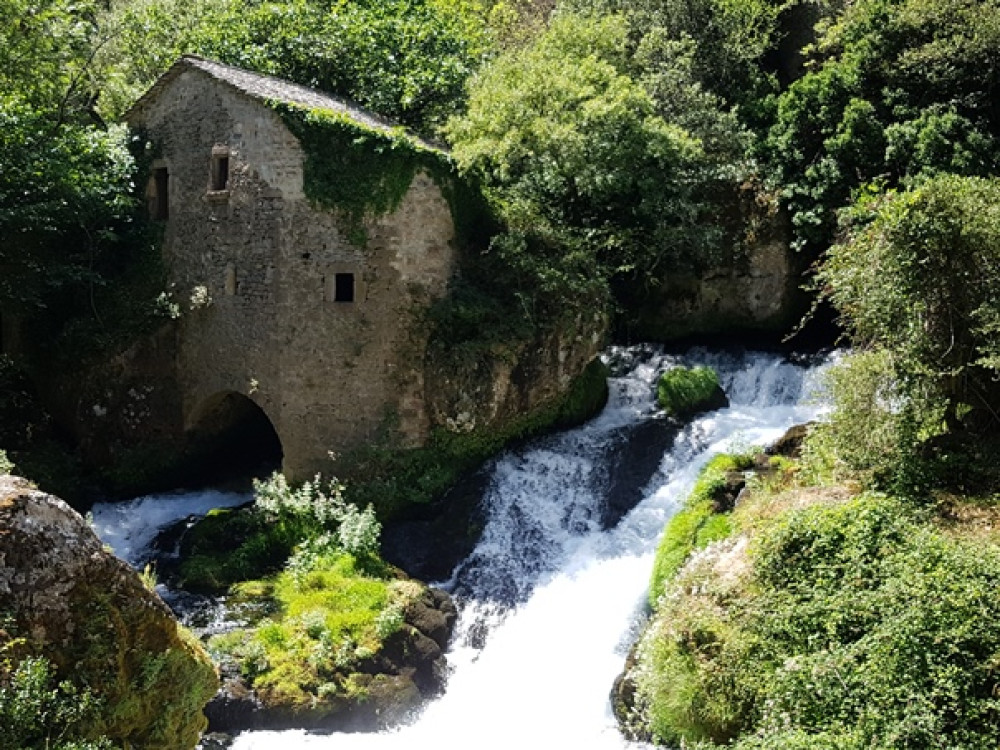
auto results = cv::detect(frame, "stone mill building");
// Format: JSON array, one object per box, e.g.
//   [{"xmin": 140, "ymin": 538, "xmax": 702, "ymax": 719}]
[{"xmin": 125, "ymin": 55, "xmax": 458, "ymax": 479}]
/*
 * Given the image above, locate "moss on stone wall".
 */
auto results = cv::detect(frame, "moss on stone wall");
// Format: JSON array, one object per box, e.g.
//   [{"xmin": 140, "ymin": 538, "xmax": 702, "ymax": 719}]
[
  {"xmin": 340, "ymin": 356, "xmax": 610, "ymax": 521},
  {"xmin": 271, "ymin": 103, "xmax": 457, "ymax": 245}
]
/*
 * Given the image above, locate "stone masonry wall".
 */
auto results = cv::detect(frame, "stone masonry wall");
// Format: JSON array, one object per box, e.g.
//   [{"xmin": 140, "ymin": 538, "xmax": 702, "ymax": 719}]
[{"xmin": 135, "ymin": 69, "xmax": 456, "ymax": 479}]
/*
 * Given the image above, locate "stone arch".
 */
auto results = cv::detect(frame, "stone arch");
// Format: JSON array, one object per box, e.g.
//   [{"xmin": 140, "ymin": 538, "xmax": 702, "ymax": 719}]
[{"xmin": 186, "ymin": 391, "xmax": 283, "ymax": 479}]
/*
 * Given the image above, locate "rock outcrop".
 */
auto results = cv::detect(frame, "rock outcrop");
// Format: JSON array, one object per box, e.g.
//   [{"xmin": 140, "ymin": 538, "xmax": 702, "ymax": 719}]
[
  {"xmin": 0, "ymin": 475, "xmax": 219, "ymax": 749},
  {"xmin": 618, "ymin": 186, "xmax": 807, "ymax": 343},
  {"xmin": 204, "ymin": 585, "xmax": 458, "ymax": 733}
]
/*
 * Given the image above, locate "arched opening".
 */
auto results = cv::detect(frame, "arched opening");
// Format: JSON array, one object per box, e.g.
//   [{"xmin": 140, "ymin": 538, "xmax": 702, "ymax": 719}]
[{"xmin": 186, "ymin": 392, "xmax": 283, "ymax": 483}]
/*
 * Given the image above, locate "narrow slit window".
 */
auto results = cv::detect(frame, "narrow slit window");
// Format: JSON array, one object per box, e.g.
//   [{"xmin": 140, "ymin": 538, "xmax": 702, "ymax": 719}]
[
  {"xmin": 151, "ymin": 167, "xmax": 169, "ymax": 220},
  {"xmin": 334, "ymin": 273, "xmax": 355, "ymax": 303},
  {"xmin": 211, "ymin": 151, "xmax": 230, "ymax": 191}
]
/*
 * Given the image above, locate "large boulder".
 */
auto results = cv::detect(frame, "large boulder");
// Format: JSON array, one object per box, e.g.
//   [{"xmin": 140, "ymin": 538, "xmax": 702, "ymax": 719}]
[{"xmin": 0, "ymin": 475, "xmax": 219, "ymax": 749}]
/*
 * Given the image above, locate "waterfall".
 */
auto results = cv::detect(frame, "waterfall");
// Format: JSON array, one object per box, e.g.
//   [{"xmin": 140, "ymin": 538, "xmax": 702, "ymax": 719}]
[{"xmin": 91, "ymin": 346, "xmax": 832, "ymax": 750}]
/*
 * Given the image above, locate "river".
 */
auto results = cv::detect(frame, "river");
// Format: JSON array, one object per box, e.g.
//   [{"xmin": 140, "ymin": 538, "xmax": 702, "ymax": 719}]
[{"xmin": 91, "ymin": 345, "xmax": 832, "ymax": 750}]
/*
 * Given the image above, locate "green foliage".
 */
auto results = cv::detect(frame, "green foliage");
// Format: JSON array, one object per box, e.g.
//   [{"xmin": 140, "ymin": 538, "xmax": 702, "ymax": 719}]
[
  {"xmin": 586, "ymin": 0, "xmax": 789, "ymax": 125},
  {"xmin": 0, "ymin": 0, "xmax": 106, "ymax": 118},
  {"xmin": 648, "ymin": 453, "xmax": 749, "ymax": 607},
  {"xmin": 254, "ymin": 472, "xmax": 381, "ymax": 558},
  {"xmin": 447, "ymin": 13, "xmax": 717, "ymax": 293},
  {"xmin": 801, "ymin": 350, "xmax": 941, "ymax": 491},
  {"xmin": 209, "ymin": 549, "xmax": 415, "ymax": 710},
  {"xmin": 811, "ymin": 175, "xmax": 1000, "ymax": 490},
  {"xmin": 0, "ymin": 101, "xmax": 140, "ymax": 316},
  {"xmin": 0, "ymin": 450, "xmax": 11, "ymax": 474},
  {"xmin": 272, "ymin": 103, "xmax": 453, "ymax": 243},
  {"xmin": 181, "ymin": 473, "xmax": 381, "ymax": 592},
  {"xmin": 1, "ymin": 585, "xmax": 218, "ymax": 750},
  {"xmin": 0, "ymin": 655, "xmax": 112, "ymax": 750},
  {"xmin": 100, "ymin": 0, "xmax": 491, "ymax": 133},
  {"xmin": 657, "ymin": 365, "xmax": 724, "ymax": 419},
  {"xmin": 636, "ymin": 493, "xmax": 1000, "ymax": 749},
  {"xmin": 764, "ymin": 0, "xmax": 1000, "ymax": 251}
]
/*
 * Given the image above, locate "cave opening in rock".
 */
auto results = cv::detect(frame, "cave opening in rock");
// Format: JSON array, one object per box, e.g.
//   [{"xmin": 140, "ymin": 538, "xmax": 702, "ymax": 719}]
[{"xmin": 186, "ymin": 392, "xmax": 283, "ymax": 483}]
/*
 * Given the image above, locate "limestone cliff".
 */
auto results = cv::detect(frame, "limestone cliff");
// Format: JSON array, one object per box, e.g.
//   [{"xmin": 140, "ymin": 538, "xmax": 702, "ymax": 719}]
[
  {"xmin": 0, "ymin": 475, "xmax": 219, "ymax": 749},
  {"xmin": 618, "ymin": 185, "xmax": 808, "ymax": 343}
]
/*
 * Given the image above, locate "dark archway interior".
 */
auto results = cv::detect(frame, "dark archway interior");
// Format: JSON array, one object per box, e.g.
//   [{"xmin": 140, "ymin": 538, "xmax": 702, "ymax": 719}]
[{"xmin": 186, "ymin": 392, "xmax": 283, "ymax": 484}]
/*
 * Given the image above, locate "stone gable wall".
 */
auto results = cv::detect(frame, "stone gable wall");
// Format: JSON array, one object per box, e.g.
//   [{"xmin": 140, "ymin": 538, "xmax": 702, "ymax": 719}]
[{"xmin": 135, "ymin": 70, "xmax": 456, "ymax": 479}]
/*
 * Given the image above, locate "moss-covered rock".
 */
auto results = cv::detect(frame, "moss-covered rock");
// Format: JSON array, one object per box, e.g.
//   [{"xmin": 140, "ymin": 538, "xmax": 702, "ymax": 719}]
[
  {"xmin": 656, "ymin": 365, "xmax": 728, "ymax": 420},
  {"xmin": 0, "ymin": 476, "xmax": 218, "ymax": 749},
  {"xmin": 203, "ymin": 559, "xmax": 457, "ymax": 733}
]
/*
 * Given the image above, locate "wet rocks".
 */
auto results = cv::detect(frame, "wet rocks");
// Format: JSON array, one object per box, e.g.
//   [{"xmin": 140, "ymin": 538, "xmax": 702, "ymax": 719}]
[
  {"xmin": 0, "ymin": 475, "xmax": 219, "ymax": 750},
  {"xmin": 203, "ymin": 585, "xmax": 458, "ymax": 733}
]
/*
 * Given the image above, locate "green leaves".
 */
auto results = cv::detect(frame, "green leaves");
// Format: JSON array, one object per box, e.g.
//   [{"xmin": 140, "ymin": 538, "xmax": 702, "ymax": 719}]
[
  {"xmin": 764, "ymin": 0, "xmax": 1000, "ymax": 252},
  {"xmin": 637, "ymin": 492, "xmax": 1000, "ymax": 749},
  {"xmin": 446, "ymin": 11, "xmax": 720, "ymax": 315}
]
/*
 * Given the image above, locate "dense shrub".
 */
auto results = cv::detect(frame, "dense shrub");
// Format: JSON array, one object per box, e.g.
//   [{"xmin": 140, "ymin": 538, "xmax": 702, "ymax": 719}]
[
  {"xmin": 0, "ymin": 655, "xmax": 112, "ymax": 750},
  {"xmin": 636, "ymin": 494, "xmax": 1000, "ymax": 749},
  {"xmin": 808, "ymin": 175, "xmax": 1000, "ymax": 492},
  {"xmin": 180, "ymin": 472, "xmax": 380, "ymax": 592},
  {"xmin": 764, "ymin": 0, "xmax": 1000, "ymax": 251}
]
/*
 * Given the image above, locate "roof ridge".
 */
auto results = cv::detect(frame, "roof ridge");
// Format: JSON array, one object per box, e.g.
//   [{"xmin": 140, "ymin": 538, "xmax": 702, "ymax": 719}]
[{"xmin": 126, "ymin": 56, "xmax": 444, "ymax": 153}]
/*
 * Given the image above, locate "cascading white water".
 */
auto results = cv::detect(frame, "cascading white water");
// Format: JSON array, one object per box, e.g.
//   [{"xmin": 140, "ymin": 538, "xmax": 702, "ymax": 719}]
[
  {"xmin": 92, "ymin": 489, "xmax": 251, "ymax": 567},
  {"xmin": 227, "ymin": 347, "xmax": 833, "ymax": 750},
  {"xmin": 91, "ymin": 346, "xmax": 832, "ymax": 750}
]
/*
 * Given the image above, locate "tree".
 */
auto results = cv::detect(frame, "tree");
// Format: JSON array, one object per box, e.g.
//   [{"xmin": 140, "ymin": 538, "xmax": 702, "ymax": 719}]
[
  {"xmin": 764, "ymin": 0, "xmax": 1000, "ymax": 251},
  {"xmin": 817, "ymin": 175, "xmax": 1000, "ymax": 457},
  {"xmin": 446, "ymin": 13, "xmax": 719, "ymax": 298}
]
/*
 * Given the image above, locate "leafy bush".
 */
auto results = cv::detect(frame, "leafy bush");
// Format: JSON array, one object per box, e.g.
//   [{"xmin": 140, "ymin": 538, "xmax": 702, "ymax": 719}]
[
  {"xmin": 656, "ymin": 365, "xmax": 725, "ymax": 419},
  {"xmin": 0, "ymin": 655, "xmax": 112, "ymax": 750},
  {"xmin": 636, "ymin": 493, "xmax": 1000, "ymax": 749},
  {"xmin": 808, "ymin": 175, "xmax": 1000, "ymax": 491},
  {"xmin": 180, "ymin": 473, "xmax": 381, "ymax": 592},
  {"xmin": 100, "ymin": 0, "xmax": 490, "ymax": 133},
  {"xmin": 253, "ymin": 472, "xmax": 381, "ymax": 558},
  {"xmin": 763, "ymin": 0, "xmax": 1000, "ymax": 251}
]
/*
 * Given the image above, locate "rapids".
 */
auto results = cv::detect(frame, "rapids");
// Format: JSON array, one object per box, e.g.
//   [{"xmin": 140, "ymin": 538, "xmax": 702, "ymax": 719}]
[{"xmin": 92, "ymin": 345, "xmax": 833, "ymax": 750}]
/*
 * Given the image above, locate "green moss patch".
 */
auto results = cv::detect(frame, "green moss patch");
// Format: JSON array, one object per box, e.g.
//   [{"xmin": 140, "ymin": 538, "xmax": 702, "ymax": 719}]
[
  {"xmin": 648, "ymin": 452, "xmax": 752, "ymax": 608},
  {"xmin": 210, "ymin": 550, "xmax": 417, "ymax": 712},
  {"xmin": 657, "ymin": 365, "xmax": 727, "ymax": 419},
  {"xmin": 178, "ymin": 507, "xmax": 304, "ymax": 593}
]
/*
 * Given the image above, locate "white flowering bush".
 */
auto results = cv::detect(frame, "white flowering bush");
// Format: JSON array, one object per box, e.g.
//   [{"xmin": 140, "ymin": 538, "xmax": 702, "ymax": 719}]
[{"xmin": 252, "ymin": 472, "xmax": 381, "ymax": 558}]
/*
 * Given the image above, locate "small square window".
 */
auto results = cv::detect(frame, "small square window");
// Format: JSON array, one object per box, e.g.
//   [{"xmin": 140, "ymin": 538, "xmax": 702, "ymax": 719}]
[{"xmin": 334, "ymin": 273, "xmax": 355, "ymax": 303}]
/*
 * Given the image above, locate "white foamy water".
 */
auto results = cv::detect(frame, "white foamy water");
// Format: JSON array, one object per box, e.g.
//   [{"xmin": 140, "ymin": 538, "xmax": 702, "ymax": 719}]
[
  {"xmin": 91, "ymin": 488, "xmax": 250, "ymax": 566},
  {"xmin": 226, "ymin": 347, "xmax": 833, "ymax": 750}
]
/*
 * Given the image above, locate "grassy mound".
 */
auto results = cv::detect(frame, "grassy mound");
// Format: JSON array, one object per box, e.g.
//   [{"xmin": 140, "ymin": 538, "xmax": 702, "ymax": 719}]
[
  {"xmin": 648, "ymin": 452, "xmax": 753, "ymax": 608},
  {"xmin": 631, "ymin": 464, "xmax": 1000, "ymax": 749},
  {"xmin": 210, "ymin": 548, "xmax": 416, "ymax": 712}
]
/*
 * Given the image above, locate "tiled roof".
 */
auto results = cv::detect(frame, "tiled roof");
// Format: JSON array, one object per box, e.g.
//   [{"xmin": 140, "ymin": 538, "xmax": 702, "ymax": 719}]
[{"xmin": 126, "ymin": 55, "xmax": 440, "ymax": 150}]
